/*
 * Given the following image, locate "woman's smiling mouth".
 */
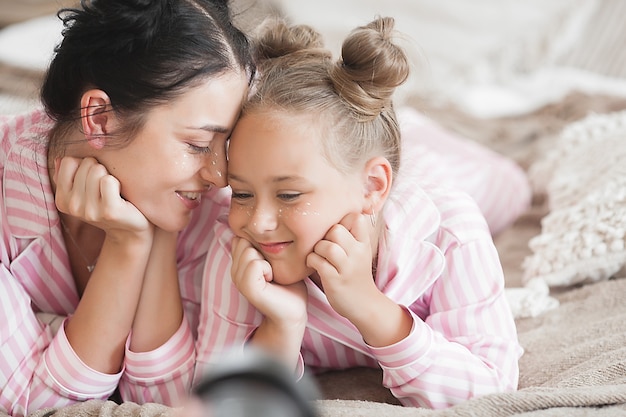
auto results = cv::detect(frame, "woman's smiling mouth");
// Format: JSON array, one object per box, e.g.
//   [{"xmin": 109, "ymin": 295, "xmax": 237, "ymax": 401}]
[{"xmin": 176, "ymin": 191, "xmax": 203, "ymax": 209}]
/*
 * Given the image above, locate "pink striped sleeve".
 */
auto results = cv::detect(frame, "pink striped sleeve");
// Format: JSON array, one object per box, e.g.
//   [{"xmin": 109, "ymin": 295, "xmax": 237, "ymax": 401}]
[
  {"xmin": 40, "ymin": 319, "xmax": 121, "ymax": 395},
  {"xmin": 118, "ymin": 315, "xmax": 195, "ymax": 406},
  {"xmin": 194, "ymin": 217, "xmax": 262, "ymax": 383},
  {"xmin": 370, "ymin": 195, "xmax": 521, "ymax": 408},
  {"xmin": 0, "ymin": 275, "xmax": 119, "ymax": 417}
]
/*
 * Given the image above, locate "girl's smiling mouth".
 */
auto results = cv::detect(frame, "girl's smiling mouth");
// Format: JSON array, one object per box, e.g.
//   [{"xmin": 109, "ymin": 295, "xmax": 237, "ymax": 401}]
[{"xmin": 258, "ymin": 241, "xmax": 291, "ymax": 255}]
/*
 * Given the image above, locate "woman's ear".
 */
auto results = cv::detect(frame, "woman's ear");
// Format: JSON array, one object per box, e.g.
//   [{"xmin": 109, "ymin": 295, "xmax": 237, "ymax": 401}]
[
  {"xmin": 80, "ymin": 89, "xmax": 112, "ymax": 149},
  {"xmin": 363, "ymin": 156, "xmax": 392, "ymax": 215}
]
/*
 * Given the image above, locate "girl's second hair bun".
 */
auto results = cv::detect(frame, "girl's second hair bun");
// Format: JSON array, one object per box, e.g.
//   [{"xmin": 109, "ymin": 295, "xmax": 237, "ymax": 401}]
[{"xmin": 255, "ymin": 18, "xmax": 326, "ymax": 61}]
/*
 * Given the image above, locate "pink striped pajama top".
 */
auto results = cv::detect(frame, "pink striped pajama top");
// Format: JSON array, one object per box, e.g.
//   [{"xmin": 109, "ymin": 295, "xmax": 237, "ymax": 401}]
[
  {"xmin": 195, "ymin": 114, "xmax": 524, "ymax": 409},
  {"xmin": 0, "ymin": 108, "xmax": 230, "ymax": 416}
]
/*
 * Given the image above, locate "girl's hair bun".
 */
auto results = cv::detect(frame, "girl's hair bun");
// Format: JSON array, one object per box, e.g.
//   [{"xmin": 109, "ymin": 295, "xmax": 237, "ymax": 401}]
[
  {"xmin": 331, "ymin": 16, "xmax": 410, "ymax": 120},
  {"xmin": 254, "ymin": 18, "xmax": 328, "ymax": 63}
]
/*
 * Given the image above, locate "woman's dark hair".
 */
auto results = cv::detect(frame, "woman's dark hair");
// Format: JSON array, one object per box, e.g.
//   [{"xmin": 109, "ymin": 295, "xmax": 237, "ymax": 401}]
[{"xmin": 41, "ymin": 0, "xmax": 255, "ymax": 146}]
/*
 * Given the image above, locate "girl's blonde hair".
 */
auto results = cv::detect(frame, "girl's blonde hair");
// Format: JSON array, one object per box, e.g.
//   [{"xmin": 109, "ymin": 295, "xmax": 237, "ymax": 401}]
[{"xmin": 246, "ymin": 16, "xmax": 410, "ymax": 177}]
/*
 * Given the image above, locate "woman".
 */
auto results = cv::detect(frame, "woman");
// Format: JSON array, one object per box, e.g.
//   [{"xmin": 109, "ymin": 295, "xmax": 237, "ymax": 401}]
[{"xmin": 0, "ymin": 0, "xmax": 254, "ymax": 415}]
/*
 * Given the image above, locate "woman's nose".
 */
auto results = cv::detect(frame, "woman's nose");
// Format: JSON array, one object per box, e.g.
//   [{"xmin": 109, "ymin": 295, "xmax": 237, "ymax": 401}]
[{"xmin": 200, "ymin": 150, "xmax": 228, "ymax": 188}]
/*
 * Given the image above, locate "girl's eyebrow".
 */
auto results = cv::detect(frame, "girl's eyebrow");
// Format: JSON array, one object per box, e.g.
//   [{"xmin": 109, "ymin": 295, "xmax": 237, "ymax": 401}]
[
  {"xmin": 228, "ymin": 173, "xmax": 245, "ymax": 183},
  {"xmin": 227, "ymin": 173, "xmax": 303, "ymax": 183}
]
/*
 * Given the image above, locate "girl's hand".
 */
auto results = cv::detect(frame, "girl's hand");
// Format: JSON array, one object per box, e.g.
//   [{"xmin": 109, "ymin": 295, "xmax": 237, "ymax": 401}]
[
  {"xmin": 306, "ymin": 212, "xmax": 379, "ymax": 321},
  {"xmin": 231, "ymin": 236, "xmax": 308, "ymax": 326},
  {"xmin": 308, "ymin": 213, "xmax": 413, "ymax": 347},
  {"xmin": 54, "ymin": 156, "xmax": 151, "ymax": 239}
]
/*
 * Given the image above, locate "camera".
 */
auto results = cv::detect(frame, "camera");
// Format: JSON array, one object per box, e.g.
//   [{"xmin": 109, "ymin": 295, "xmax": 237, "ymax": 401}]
[{"xmin": 192, "ymin": 349, "xmax": 320, "ymax": 417}]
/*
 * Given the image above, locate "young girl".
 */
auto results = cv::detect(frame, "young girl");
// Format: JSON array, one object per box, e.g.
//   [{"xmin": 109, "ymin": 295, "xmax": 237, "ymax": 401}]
[
  {"xmin": 0, "ymin": 0, "xmax": 254, "ymax": 415},
  {"xmin": 196, "ymin": 17, "xmax": 522, "ymax": 409}
]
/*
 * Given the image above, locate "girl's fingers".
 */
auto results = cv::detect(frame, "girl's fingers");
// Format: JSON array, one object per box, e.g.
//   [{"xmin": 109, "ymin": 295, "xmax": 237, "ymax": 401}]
[{"xmin": 340, "ymin": 212, "xmax": 370, "ymax": 244}]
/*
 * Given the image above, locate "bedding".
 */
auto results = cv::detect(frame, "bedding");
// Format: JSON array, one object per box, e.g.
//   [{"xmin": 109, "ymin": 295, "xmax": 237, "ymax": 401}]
[
  {"xmin": 2, "ymin": 1, "xmax": 626, "ymax": 416},
  {"xmin": 523, "ymin": 110, "xmax": 626, "ymax": 287}
]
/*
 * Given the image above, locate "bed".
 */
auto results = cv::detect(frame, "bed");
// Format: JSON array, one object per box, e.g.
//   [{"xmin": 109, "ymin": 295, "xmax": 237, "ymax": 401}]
[{"xmin": 2, "ymin": 1, "xmax": 626, "ymax": 416}]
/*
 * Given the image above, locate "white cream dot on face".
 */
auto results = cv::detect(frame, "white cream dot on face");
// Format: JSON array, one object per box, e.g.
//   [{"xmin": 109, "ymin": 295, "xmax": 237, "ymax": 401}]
[
  {"xmin": 175, "ymin": 153, "xmax": 191, "ymax": 169},
  {"xmin": 295, "ymin": 202, "xmax": 319, "ymax": 217},
  {"xmin": 231, "ymin": 205, "xmax": 253, "ymax": 217},
  {"xmin": 276, "ymin": 203, "xmax": 319, "ymax": 219}
]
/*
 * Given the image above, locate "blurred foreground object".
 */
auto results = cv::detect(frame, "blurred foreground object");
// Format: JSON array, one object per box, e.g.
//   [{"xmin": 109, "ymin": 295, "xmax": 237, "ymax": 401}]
[{"xmin": 193, "ymin": 350, "xmax": 320, "ymax": 417}]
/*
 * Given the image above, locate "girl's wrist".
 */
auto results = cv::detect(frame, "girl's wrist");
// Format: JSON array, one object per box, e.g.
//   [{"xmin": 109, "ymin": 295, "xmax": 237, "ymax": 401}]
[{"xmin": 350, "ymin": 293, "xmax": 412, "ymax": 347}]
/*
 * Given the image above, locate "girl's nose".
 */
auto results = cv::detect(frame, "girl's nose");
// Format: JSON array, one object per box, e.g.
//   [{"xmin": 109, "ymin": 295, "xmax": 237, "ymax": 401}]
[
  {"xmin": 200, "ymin": 151, "xmax": 228, "ymax": 188},
  {"xmin": 248, "ymin": 206, "xmax": 278, "ymax": 233}
]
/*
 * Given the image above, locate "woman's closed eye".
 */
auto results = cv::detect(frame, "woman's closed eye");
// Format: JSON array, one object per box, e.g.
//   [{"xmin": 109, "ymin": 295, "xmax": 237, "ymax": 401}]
[{"xmin": 187, "ymin": 142, "xmax": 213, "ymax": 154}]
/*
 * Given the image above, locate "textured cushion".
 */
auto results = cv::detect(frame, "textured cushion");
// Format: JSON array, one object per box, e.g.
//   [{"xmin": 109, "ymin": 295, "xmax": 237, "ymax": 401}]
[{"xmin": 523, "ymin": 110, "xmax": 626, "ymax": 286}]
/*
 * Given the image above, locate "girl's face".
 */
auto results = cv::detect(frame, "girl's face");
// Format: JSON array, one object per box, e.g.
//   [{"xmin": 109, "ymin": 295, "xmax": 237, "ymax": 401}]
[
  {"xmin": 227, "ymin": 111, "xmax": 366, "ymax": 285},
  {"xmin": 99, "ymin": 70, "xmax": 248, "ymax": 232}
]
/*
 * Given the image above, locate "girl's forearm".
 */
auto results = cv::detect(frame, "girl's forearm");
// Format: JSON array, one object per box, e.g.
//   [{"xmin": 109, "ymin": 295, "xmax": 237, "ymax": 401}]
[
  {"xmin": 349, "ymin": 292, "xmax": 412, "ymax": 348},
  {"xmin": 250, "ymin": 316, "xmax": 306, "ymax": 372}
]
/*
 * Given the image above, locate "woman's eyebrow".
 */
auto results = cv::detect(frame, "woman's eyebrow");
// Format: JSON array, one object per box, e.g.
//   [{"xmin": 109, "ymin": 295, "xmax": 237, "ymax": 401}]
[{"xmin": 189, "ymin": 124, "xmax": 230, "ymax": 134}]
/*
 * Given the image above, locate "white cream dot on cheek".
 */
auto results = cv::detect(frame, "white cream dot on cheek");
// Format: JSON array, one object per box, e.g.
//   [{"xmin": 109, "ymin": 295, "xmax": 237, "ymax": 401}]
[
  {"xmin": 175, "ymin": 153, "xmax": 191, "ymax": 169},
  {"xmin": 277, "ymin": 203, "xmax": 320, "ymax": 219},
  {"xmin": 210, "ymin": 151, "xmax": 224, "ymax": 177},
  {"xmin": 231, "ymin": 205, "xmax": 253, "ymax": 216}
]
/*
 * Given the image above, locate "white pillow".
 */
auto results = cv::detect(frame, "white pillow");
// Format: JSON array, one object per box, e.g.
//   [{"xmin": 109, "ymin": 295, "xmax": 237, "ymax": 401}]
[{"xmin": 523, "ymin": 110, "xmax": 626, "ymax": 287}]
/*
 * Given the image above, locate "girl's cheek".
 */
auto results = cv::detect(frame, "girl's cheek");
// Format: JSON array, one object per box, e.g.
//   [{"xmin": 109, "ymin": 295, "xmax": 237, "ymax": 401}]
[
  {"xmin": 278, "ymin": 202, "xmax": 320, "ymax": 219},
  {"xmin": 228, "ymin": 204, "xmax": 254, "ymax": 230}
]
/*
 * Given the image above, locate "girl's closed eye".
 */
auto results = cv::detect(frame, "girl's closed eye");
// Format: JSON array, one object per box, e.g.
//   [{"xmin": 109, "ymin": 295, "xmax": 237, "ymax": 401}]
[
  {"xmin": 277, "ymin": 192, "xmax": 301, "ymax": 202},
  {"xmin": 231, "ymin": 191, "xmax": 253, "ymax": 201}
]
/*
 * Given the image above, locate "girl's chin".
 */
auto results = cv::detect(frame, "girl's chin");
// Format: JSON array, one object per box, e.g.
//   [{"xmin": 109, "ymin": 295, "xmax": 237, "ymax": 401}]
[{"xmin": 271, "ymin": 266, "xmax": 314, "ymax": 286}]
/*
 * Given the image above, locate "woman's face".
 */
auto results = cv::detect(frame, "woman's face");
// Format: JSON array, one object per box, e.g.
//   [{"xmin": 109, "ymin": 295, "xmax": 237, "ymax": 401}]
[
  {"xmin": 99, "ymin": 70, "xmax": 248, "ymax": 232},
  {"xmin": 227, "ymin": 111, "xmax": 365, "ymax": 285}
]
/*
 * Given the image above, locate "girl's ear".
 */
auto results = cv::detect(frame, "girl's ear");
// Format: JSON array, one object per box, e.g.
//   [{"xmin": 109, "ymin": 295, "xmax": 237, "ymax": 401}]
[
  {"xmin": 80, "ymin": 89, "xmax": 112, "ymax": 149},
  {"xmin": 363, "ymin": 156, "xmax": 392, "ymax": 215}
]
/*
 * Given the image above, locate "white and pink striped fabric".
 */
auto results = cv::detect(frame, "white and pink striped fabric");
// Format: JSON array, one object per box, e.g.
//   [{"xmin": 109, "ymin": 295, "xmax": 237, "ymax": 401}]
[
  {"xmin": 397, "ymin": 107, "xmax": 531, "ymax": 236},
  {"xmin": 195, "ymin": 114, "xmax": 525, "ymax": 408},
  {"xmin": 0, "ymin": 108, "xmax": 229, "ymax": 417}
]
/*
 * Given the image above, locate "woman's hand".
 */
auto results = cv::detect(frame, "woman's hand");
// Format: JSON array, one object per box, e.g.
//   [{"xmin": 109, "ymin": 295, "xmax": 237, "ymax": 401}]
[
  {"xmin": 54, "ymin": 156, "xmax": 152, "ymax": 240},
  {"xmin": 54, "ymin": 156, "xmax": 156, "ymax": 373}
]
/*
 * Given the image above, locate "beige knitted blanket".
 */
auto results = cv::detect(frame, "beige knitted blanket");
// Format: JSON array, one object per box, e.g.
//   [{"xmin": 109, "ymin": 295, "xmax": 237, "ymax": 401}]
[{"xmin": 19, "ymin": 278, "xmax": 626, "ymax": 417}]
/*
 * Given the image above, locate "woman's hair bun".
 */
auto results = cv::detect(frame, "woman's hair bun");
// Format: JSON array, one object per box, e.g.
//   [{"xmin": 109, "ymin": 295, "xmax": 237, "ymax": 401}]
[{"xmin": 61, "ymin": 0, "xmax": 169, "ymax": 53}]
